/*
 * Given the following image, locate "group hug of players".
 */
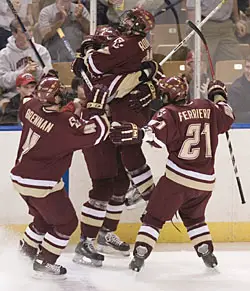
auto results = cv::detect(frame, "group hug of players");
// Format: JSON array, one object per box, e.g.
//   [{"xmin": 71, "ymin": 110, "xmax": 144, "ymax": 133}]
[{"xmin": 11, "ymin": 7, "xmax": 234, "ymax": 279}]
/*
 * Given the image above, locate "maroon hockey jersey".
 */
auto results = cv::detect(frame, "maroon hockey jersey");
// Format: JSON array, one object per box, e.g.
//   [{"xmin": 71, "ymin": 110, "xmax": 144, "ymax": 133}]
[
  {"xmin": 10, "ymin": 97, "xmax": 109, "ymax": 197},
  {"xmin": 146, "ymin": 99, "xmax": 234, "ymax": 191},
  {"xmin": 85, "ymin": 35, "xmax": 151, "ymax": 76},
  {"xmin": 84, "ymin": 35, "xmax": 152, "ymax": 99}
]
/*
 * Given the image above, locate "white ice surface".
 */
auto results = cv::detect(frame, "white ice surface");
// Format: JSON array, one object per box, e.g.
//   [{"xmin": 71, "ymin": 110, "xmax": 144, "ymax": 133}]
[{"xmin": 0, "ymin": 229, "xmax": 250, "ymax": 291}]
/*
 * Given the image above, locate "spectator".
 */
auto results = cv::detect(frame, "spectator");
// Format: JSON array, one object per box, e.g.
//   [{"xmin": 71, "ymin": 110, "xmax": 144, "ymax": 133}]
[
  {"xmin": 83, "ymin": 1, "xmax": 109, "ymax": 25},
  {"xmin": 186, "ymin": 0, "xmax": 246, "ymax": 66},
  {"xmin": 15, "ymin": 72, "xmax": 37, "ymax": 100},
  {"xmin": 237, "ymin": 7, "xmax": 250, "ymax": 44},
  {"xmin": 98, "ymin": 0, "xmax": 164, "ymax": 25},
  {"xmin": 32, "ymin": 0, "xmax": 56, "ymax": 23},
  {"xmin": 71, "ymin": 76, "xmax": 86, "ymax": 102},
  {"xmin": 228, "ymin": 55, "xmax": 250, "ymax": 123},
  {"xmin": 38, "ymin": 0, "xmax": 90, "ymax": 62},
  {"xmin": 0, "ymin": 73, "xmax": 37, "ymax": 125},
  {"xmin": 0, "ymin": 18, "xmax": 52, "ymax": 101},
  {"xmin": 183, "ymin": 50, "xmax": 209, "ymax": 99},
  {"xmin": 0, "ymin": 0, "xmax": 33, "ymax": 50},
  {"xmin": 60, "ymin": 76, "xmax": 87, "ymax": 111}
]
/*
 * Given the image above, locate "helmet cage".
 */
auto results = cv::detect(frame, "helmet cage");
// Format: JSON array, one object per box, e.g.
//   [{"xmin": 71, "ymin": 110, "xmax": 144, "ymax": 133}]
[
  {"xmin": 118, "ymin": 8, "xmax": 155, "ymax": 36},
  {"xmin": 37, "ymin": 77, "xmax": 65, "ymax": 107},
  {"xmin": 158, "ymin": 77, "xmax": 188, "ymax": 105}
]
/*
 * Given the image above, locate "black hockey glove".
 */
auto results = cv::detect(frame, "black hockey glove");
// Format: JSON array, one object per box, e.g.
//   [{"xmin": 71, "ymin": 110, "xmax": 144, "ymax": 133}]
[
  {"xmin": 207, "ymin": 80, "xmax": 227, "ymax": 103},
  {"xmin": 80, "ymin": 37, "xmax": 96, "ymax": 55},
  {"xmin": 71, "ymin": 52, "xmax": 88, "ymax": 78},
  {"xmin": 87, "ymin": 84, "xmax": 109, "ymax": 115},
  {"xmin": 110, "ymin": 121, "xmax": 144, "ymax": 145},
  {"xmin": 139, "ymin": 60, "xmax": 164, "ymax": 85},
  {"xmin": 129, "ymin": 81, "xmax": 156, "ymax": 112},
  {"xmin": 79, "ymin": 37, "xmax": 101, "ymax": 55}
]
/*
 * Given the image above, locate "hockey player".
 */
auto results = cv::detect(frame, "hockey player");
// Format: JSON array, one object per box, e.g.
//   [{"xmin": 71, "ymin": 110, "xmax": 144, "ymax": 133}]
[
  {"xmin": 69, "ymin": 10, "xmax": 161, "ymax": 266},
  {"xmin": 72, "ymin": 7, "xmax": 163, "ymax": 205},
  {"xmin": 62, "ymin": 76, "xmax": 156, "ymax": 266},
  {"xmin": 110, "ymin": 77, "xmax": 235, "ymax": 272},
  {"xmin": 11, "ymin": 76, "xmax": 110, "ymax": 278},
  {"xmin": 82, "ymin": 7, "xmax": 155, "ymax": 75},
  {"xmin": 70, "ymin": 9, "xmax": 163, "ymax": 266}
]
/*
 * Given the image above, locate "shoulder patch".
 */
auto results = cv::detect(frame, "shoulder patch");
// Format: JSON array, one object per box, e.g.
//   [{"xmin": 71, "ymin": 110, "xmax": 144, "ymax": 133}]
[
  {"xmin": 112, "ymin": 37, "xmax": 125, "ymax": 49},
  {"xmin": 157, "ymin": 108, "xmax": 167, "ymax": 118},
  {"xmin": 69, "ymin": 116, "xmax": 82, "ymax": 128}
]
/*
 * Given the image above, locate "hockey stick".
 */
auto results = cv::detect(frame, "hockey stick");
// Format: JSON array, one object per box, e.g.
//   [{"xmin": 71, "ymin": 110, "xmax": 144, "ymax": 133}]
[
  {"xmin": 56, "ymin": 28, "xmax": 122, "ymax": 103},
  {"xmin": 163, "ymin": 0, "xmax": 189, "ymax": 61},
  {"xmin": 6, "ymin": 0, "xmax": 45, "ymax": 68},
  {"xmin": 165, "ymin": 0, "xmax": 182, "ymax": 42},
  {"xmin": 159, "ymin": 0, "xmax": 227, "ymax": 66},
  {"xmin": 57, "ymin": 28, "xmax": 76, "ymax": 59},
  {"xmin": 56, "ymin": 28, "xmax": 93, "ymax": 91},
  {"xmin": 187, "ymin": 20, "xmax": 246, "ymax": 204},
  {"xmin": 154, "ymin": 0, "xmax": 183, "ymax": 17}
]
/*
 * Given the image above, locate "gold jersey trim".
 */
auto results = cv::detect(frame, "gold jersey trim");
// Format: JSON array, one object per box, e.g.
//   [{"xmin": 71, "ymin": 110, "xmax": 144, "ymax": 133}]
[
  {"xmin": 12, "ymin": 179, "xmax": 64, "ymax": 198},
  {"xmin": 165, "ymin": 168, "xmax": 215, "ymax": 191}
]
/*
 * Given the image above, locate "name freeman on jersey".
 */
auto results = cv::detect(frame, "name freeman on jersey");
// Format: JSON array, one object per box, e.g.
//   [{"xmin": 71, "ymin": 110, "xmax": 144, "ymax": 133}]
[
  {"xmin": 25, "ymin": 109, "xmax": 54, "ymax": 133},
  {"xmin": 178, "ymin": 109, "xmax": 211, "ymax": 122}
]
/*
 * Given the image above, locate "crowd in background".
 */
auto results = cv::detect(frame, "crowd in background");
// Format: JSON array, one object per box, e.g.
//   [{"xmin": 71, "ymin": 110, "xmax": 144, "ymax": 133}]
[{"xmin": 0, "ymin": 0, "xmax": 250, "ymax": 125}]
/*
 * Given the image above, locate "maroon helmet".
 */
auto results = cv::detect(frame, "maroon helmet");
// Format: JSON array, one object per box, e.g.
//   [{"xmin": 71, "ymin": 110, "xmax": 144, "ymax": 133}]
[
  {"xmin": 158, "ymin": 76, "xmax": 189, "ymax": 105},
  {"xmin": 117, "ymin": 7, "xmax": 155, "ymax": 36},
  {"xmin": 93, "ymin": 25, "xmax": 120, "ymax": 45},
  {"xmin": 37, "ymin": 77, "xmax": 64, "ymax": 106}
]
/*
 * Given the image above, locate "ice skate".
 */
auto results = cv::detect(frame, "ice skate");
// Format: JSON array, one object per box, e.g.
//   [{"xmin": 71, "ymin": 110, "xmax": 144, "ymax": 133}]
[
  {"xmin": 33, "ymin": 256, "xmax": 67, "ymax": 280},
  {"xmin": 97, "ymin": 229, "xmax": 130, "ymax": 256},
  {"xmin": 125, "ymin": 185, "xmax": 145, "ymax": 210},
  {"xmin": 201, "ymin": 252, "xmax": 218, "ymax": 268},
  {"xmin": 73, "ymin": 237, "xmax": 104, "ymax": 267},
  {"xmin": 129, "ymin": 256, "xmax": 145, "ymax": 272},
  {"xmin": 129, "ymin": 245, "xmax": 148, "ymax": 272},
  {"xmin": 197, "ymin": 243, "xmax": 218, "ymax": 268},
  {"xmin": 19, "ymin": 239, "xmax": 38, "ymax": 261}
]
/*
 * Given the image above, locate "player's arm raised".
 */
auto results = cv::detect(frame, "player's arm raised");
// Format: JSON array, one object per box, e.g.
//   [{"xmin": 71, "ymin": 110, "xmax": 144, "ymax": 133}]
[
  {"xmin": 207, "ymin": 79, "xmax": 235, "ymax": 133},
  {"xmin": 67, "ymin": 84, "xmax": 110, "ymax": 146}
]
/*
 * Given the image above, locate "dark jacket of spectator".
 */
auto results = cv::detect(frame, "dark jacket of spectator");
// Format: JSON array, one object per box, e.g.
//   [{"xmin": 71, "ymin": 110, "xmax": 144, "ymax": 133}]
[
  {"xmin": 228, "ymin": 74, "xmax": 250, "ymax": 123},
  {"xmin": 38, "ymin": 1, "xmax": 90, "ymax": 62},
  {"xmin": 238, "ymin": 0, "xmax": 249, "ymax": 13}
]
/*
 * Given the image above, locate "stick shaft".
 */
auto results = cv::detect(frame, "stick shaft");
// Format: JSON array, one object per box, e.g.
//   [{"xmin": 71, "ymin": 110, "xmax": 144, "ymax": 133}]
[
  {"xmin": 188, "ymin": 20, "xmax": 246, "ymax": 204},
  {"xmin": 165, "ymin": 0, "xmax": 182, "ymax": 43},
  {"xmin": 154, "ymin": 0, "xmax": 183, "ymax": 17},
  {"xmin": 56, "ymin": 28, "xmax": 93, "ymax": 91},
  {"xmin": 159, "ymin": 0, "xmax": 227, "ymax": 66},
  {"xmin": 6, "ymin": 0, "xmax": 45, "ymax": 68},
  {"xmin": 57, "ymin": 28, "xmax": 76, "ymax": 60}
]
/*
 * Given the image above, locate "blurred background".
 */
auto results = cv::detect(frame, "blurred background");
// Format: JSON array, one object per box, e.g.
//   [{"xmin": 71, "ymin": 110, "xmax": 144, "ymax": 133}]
[{"xmin": 0, "ymin": 0, "xmax": 250, "ymax": 125}]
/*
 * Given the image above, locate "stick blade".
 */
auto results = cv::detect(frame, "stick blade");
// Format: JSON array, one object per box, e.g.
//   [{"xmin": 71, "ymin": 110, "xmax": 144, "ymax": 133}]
[{"xmin": 186, "ymin": 20, "xmax": 207, "ymax": 45}]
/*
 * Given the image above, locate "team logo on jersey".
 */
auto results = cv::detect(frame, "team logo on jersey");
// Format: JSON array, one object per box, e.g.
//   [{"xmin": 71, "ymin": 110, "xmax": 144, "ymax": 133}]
[
  {"xmin": 112, "ymin": 37, "xmax": 125, "ymax": 49},
  {"xmin": 69, "ymin": 116, "xmax": 82, "ymax": 128},
  {"xmin": 157, "ymin": 108, "xmax": 166, "ymax": 118}
]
